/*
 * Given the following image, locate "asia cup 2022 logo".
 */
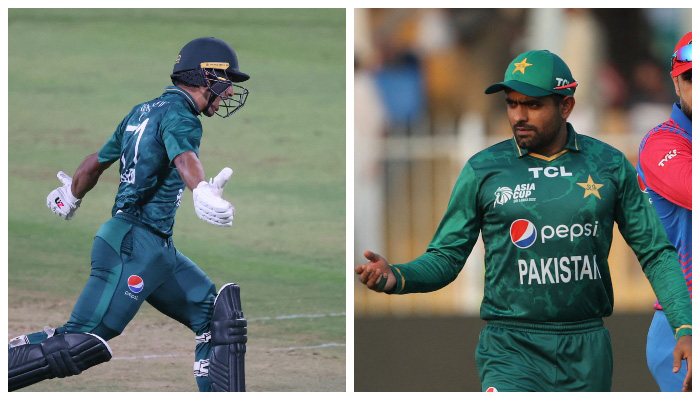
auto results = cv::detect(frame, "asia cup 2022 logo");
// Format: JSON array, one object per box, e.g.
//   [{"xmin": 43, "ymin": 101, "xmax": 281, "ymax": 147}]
[
  {"xmin": 127, "ymin": 275, "xmax": 144, "ymax": 294},
  {"xmin": 510, "ymin": 219, "xmax": 537, "ymax": 249},
  {"xmin": 494, "ymin": 184, "xmax": 535, "ymax": 206},
  {"xmin": 494, "ymin": 187, "xmax": 513, "ymax": 206}
]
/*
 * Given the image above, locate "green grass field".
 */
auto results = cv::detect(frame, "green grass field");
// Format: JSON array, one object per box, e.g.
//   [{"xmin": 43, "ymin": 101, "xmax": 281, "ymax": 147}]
[{"xmin": 8, "ymin": 8, "xmax": 346, "ymax": 391}]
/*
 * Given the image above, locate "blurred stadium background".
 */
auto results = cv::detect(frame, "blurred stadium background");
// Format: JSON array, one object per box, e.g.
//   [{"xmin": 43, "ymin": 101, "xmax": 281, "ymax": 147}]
[{"xmin": 354, "ymin": 8, "xmax": 690, "ymax": 391}]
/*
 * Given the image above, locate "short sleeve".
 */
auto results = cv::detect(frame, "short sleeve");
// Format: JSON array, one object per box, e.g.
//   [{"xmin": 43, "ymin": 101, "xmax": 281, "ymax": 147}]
[
  {"xmin": 639, "ymin": 133, "xmax": 691, "ymax": 210},
  {"xmin": 97, "ymin": 116, "xmax": 128, "ymax": 163},
  {"xmin": 161, "ymin": 111, "xmax": 203, "ymax": 165}
]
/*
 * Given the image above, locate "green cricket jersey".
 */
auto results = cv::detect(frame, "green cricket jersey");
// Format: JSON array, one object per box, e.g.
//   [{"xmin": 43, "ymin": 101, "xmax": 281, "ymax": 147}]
[
  {"xmin": 390, "ymin": 123, "xmax": 691, "ymax": 337},
  {"xmin": 98, "ymin": 86, "xmax": 203, "ymax": 237}
]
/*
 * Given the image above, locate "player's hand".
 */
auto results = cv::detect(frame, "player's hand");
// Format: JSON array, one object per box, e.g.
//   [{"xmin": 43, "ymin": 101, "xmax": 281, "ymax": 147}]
[
  {"xmin": 673, "ymin": 335, "xmax": 692, "ymax": 391},
  {"xmin": 355, "ymin": 250, "xmax": 396, "ymax": 292},
  {"xmin": 193, "ymin": 167, "xmax": 234, "ymax": 227},
  {"xmin": 46, "ymin": 171, "xmax": 81, "ymax": 220}
]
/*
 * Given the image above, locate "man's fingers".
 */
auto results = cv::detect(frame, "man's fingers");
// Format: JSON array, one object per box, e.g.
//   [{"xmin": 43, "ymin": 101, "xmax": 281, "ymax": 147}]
[
  {"xmin": 57, "ymin": 171, "xmax": 72, "ymax": 185},
  {"xmin": 673, "ymin": 346, "xmax": 684, "ymax": 373},
  {"xmin": 212, "ymin": 167, "xmax": 233, "ymax": 189},
  {"xmin": 684, "ymin": 355, "xmax": 692, "ymax": 391},
  {"xmin": 358, "ymin": 266, "xmax": 373, "ymax": 284},
  {"xmin": 357, "ymin": 251, "xmax": 390, "ymax": 291},
  {"xmin": 366, "ymin": 269, "xmax": 381, "ymax": 288},
  {"xmin": 364, "ymin": 250, "xmax": 379, "ymax": 262},
  {"xmin": 374, "ymin": 274, "xmax": 388, "ymax": 292}
]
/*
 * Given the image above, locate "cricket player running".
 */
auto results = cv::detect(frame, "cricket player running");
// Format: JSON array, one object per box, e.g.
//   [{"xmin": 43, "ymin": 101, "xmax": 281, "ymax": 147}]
[
  {"xmin": 356, "ymin": 50, "xmax": 692, "ymax": 391},
  {"xmin": 637, "ymin": 31, "xmax": 692, "ymax": 392},
  {"xmin": 9, "ymin": 37, "xmax": 248, "ymax": 392}
]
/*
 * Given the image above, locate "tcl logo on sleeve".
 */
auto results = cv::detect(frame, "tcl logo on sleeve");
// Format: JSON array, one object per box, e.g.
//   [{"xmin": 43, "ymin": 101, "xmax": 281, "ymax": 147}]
[{"xmin": 658, "ymin": 149, "xmax": 678, "ymax": 167}]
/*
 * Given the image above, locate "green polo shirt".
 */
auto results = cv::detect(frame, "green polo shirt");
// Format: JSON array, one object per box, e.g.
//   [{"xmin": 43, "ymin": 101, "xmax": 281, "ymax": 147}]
[
  {"xmin": 98, "ymin": 86, "xmax": 203, "ymax": 237},
  {"xmin": 390, "ymin": 123, "xmax": 691, "ymax": 337}
]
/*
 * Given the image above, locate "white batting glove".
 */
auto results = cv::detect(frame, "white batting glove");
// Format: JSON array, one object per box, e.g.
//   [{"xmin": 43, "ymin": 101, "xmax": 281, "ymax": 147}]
[
  {"xmin": 193, "ymin": 168, "xmax": 235, "ymax": 227},
  {"xmin": 46, "ymin": 171, "xmax": 81, "ymax": 220}
]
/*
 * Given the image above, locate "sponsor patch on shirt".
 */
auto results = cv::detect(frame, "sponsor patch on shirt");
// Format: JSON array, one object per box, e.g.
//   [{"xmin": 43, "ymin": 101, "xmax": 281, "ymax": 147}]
[
  {"xmin": 494, "ymin": 183, "xmax": 536, "ymax": 206},
  {"xmin": 658, "ymin": 149, "xmax": 678, "ymax": 167}
]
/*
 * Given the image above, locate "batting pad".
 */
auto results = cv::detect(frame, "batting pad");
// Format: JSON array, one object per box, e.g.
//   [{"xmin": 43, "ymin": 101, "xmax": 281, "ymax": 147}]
[
  {"xmin": 8, "ymin": 332, "xmax": 112, "ymax": 391},
  {"xmin": 209, "ymin": 283, "xmax": 247, "ymax": 392}
]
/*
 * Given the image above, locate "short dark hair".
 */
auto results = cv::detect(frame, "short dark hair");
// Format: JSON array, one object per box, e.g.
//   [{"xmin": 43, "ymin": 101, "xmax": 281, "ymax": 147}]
[
  {"xmin": 680, "ymin": 69, "xmax": 692, "ymax": 82},
  {"xmin": 550, "ymin": 94, "xmax": 565, "ymax": 106},
  {"xmin": 170, "ymin": 69, "xmax": 206, "ymax": 87}
]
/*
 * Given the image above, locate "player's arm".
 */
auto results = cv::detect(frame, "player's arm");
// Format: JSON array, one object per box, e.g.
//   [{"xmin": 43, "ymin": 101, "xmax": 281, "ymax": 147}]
[
  {"xmin": 72, "ymin": 153, "xmax": 115, "ymax": 198},
  {"xmin": 615, "ymin": 159, "xmax": 691, "ymax": 330},
  {"xmin": 162, "ymin": 110, "xmax": 234, "ymax": 227},
  {"xmin": 616, "ymin": 159, "xmax": 691, "ymax": 331},
  {"xmin": 48, "ymin": 114, "xmax": 126, "ymax": 220},
  {"xmin": 173, "ymin": 150, "xmax": 206, "ymax": 190},
  {"xmin": 356, "ymin": 162, "xmax": 481, "ymax": 294},
  {"xmin": 46, "ymin": 153, "xmax": 115, "ymax": 220},
  {"xmin": 173, "ymin": 151, "xmax": 235, "ymax": 227},
  {"xmin": 614, "ymin": 158, "xmax": 692, "ymax": 387},
  {"xmin": 639, "ymin": 133, "xmax": 691, "ymax": 209}
]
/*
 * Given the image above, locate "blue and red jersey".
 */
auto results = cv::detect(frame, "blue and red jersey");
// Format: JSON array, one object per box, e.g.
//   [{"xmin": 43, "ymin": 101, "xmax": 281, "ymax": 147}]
[{"xmin": 637, "ymin": 103, "xmax": 692, "ymax": 310}]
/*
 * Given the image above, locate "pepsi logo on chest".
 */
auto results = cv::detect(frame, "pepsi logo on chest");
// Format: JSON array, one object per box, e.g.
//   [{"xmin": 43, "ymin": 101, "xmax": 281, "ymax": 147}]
[{"xmin": 510, "ymin": 219, "xmax": 537, "ymax": 249}]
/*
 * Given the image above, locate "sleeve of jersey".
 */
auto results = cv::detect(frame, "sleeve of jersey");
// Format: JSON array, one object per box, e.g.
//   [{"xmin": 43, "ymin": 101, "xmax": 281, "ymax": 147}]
[
  {"xmin": 388, "ymin": 162, "xmax": 481, "ymax": 294},
  {"xmin": 639, "ymin": 133, "xmax": 691, "ymax": 210},
  {"xmin": 97, "ymin": 116, "xmax": 127, "ymax": 163},
  {"xmin": 161, "ymin": 112, "xmax": 203, "ymax": 166},
  {"xmin": 615, "ymin": 158, "xmax": 692, "ymax": 338}
]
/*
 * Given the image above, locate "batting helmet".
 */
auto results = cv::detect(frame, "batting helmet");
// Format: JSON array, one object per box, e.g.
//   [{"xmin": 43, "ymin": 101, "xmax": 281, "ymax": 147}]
[
  {"xmin": 173, "ymin": 37, "xmax": 249, "ymax": 82},
  {"xmin": 171, "ymin": 37, "xmax": 250, "ymax": 117}
]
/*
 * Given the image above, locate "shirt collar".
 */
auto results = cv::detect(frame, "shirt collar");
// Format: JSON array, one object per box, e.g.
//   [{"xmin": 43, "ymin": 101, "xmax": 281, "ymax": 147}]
[
  {"xmin": 670, "ymin": 102, "xmax": 691, "ymax": 135},
  {"xmin": 512, "ymin": 122, "xmax": 580, "ymax": 159},
  {"xmin": 163, "ymin": 86, "xmax": 201, "ymax": 115}
]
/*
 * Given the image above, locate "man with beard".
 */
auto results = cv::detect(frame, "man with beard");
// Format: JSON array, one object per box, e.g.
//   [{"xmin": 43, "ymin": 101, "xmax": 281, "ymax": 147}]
[
  {"xmin": 637, "ymin": 31, "xmax": 692, "ymax": 392},
  {"xmin": 355, "ymin": 50, "xmax": 692, "ymax": 391}
]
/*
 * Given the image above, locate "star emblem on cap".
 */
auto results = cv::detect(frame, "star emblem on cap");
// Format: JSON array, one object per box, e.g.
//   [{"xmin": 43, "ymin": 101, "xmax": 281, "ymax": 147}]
[
  {"xmin": 577, "ymin": 175, "xmax": 604, "ymax": 199},
  {"xmin": 512, "ymin": 58, "xmax": 533, "ymax": 74}
]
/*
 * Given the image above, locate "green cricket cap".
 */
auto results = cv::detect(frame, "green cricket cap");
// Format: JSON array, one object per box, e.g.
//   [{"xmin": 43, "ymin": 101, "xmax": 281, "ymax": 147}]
[{"xmin": 485, "ymin": 50, "xmax": 577, "ymax": 97}]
